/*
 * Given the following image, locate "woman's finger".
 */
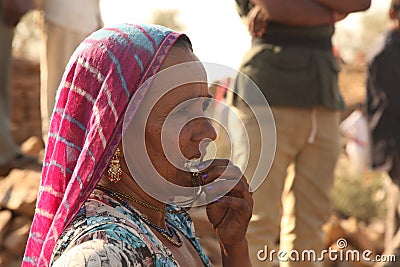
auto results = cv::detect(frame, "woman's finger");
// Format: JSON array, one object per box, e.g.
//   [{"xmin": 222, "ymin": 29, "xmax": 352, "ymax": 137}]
[
  {"xmin": 198, "ymin": 158, "xmax": 232, "ymax": 172},
  {"xmin": 201, "ymin": 165, "xmax": 243, "ymax": 184},
  {"xmin": 205, "ymin": 177, "xmax": 253, "ymax": 207},
  {"xmin": 213, "ymin": 196, "xmax": 252, "ymax": 219},
  {"xmin": 225, "ymin": 177, "xmax": 253, "ymax": 207}
]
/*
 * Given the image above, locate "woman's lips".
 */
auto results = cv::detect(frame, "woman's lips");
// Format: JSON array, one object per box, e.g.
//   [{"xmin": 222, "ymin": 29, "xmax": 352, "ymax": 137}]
[{"xmin": 184, "ymin": 158, "xmax": 202, "ymax": 172}]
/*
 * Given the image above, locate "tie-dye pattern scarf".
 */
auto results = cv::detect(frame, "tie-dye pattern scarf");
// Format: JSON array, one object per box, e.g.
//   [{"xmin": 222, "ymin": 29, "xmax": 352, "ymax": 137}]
[{"xmin": 23, "ymin": 23, "xmax": 183, "ymax": 267}]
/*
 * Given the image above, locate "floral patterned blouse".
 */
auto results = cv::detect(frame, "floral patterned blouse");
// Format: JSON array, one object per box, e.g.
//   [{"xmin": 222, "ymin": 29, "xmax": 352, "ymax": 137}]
[{"xmin": 51, "ymin": 189, "xmax": 212, "ymax": 266}]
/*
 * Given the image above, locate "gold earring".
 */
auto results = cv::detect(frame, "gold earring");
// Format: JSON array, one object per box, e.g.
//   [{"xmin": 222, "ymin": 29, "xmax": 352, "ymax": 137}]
[{"xmin": 107, "ymin": 148, "xmax": 122, "ymax": 183}]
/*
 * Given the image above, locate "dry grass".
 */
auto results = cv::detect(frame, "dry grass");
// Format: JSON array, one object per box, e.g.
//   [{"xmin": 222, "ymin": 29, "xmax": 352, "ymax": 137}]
[{"xmin": 333, "ymin": 154, "xmax": 387, "ymax": 222}]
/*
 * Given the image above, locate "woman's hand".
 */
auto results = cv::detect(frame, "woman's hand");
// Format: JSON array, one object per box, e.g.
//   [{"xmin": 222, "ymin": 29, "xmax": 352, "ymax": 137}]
[{"xmin": 200, "ymin": 159, "xmax": 253, "ymax": 252}]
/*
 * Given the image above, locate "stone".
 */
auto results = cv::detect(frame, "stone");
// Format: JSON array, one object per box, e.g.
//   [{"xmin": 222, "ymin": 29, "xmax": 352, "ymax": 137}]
[
  {"xmin": 3, "ymin": 216, "xmax": 32, "ymax": 257},
  {"xmin": 0, "ymin": 169, "xmax": 40, "ymax": 217},
  {"xmin": 20, "ymin": 136, "xmax": 44, "ymax": 157},
  {"xmin": 0, "ymin": 210, "xmax": 12, "ymax": 246},
  {"xmin": 0, "ymin": 251, "xmax": 11, "ymax": 267},
  {"xmin": 0, "ymin": 252, "xmax": 20, "ymax": 267},
  {"xmin": 323, "ymin": 214, "xmax": 346, "ymax": 249},
  {"xmin": 6, "ymin": 259, "xmax": 24, "ymax": 267},
  {"xmin": 10, "ymin": 57, "xmax": 41, "ymax": 144},
  {"xmin": 344, "ymin": 219, "xmax": 380, "ymax": 258},
  {"xmin": 365, "ymin": 218, "xmax": 385, "ymax": 254}
]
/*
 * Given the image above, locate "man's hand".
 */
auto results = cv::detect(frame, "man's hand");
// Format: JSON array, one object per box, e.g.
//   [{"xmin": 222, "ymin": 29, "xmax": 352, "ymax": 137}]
[
  {"xmin": 248, "ymin": 6, "xmax": 269, "ymax": 38},
  {"xmin": 249, "ymin": 0, "xmax": 369, "ymax": 26},
  {"xmin": 313, "ymin": 0, "xmax": 371, "ymax": 13}
]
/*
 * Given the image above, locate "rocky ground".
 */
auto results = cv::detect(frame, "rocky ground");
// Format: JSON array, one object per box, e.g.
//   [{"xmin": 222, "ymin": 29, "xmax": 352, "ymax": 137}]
[
  {"xmin": 0, "ymin": 58, "xmax": 386, "ymax": 267},
  {"xmin": 0, "ymin": 58, "xmax": 42, "ymax": 266}
]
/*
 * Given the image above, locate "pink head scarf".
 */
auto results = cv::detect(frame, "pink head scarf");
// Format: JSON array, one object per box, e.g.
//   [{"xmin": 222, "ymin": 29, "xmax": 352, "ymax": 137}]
[{"xmin": 23, "ymin": 23, "xmax": 185, "ymax": 266}]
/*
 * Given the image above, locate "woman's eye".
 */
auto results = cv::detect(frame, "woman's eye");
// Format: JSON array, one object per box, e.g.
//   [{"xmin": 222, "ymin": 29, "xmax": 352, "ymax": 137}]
[
  {"xmin": 177, "ymin": 107, "xmax": 189, "ymax": 114},
  {"xmin": 202, "ymin": 99, "xmax": 211, "ymax": 112},
  {"xmin": 174, "ymin": 104, "xmax": 190, "ymax": 115},
  {"xmin": 174, "ymin": 98, "xmax": 211, "ymax": 116}
]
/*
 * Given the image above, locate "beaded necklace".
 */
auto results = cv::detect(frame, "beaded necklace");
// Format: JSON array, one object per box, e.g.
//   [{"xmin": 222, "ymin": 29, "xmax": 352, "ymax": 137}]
[{"xmin": 95, "ymin": 186, "xmax": 183, "ymax": 247}]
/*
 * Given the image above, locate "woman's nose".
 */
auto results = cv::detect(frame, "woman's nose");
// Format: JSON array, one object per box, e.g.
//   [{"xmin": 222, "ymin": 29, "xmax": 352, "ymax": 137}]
[{"xmin": 192, "ymin": 117, "xmax": 217, "ymax": 142}]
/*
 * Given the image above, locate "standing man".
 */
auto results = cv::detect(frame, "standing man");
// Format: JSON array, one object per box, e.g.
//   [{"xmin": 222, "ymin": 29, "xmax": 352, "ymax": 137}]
[
  {"xmin": 38, "ymin": 0, "xmax": 102, "ymax": 143},
  {"xmin": 367, "ymin": 1, "xmax": 400, "ymax": 266},
  {"xmin": 231, "ymin": 1, "xmax": 370, "ymax": 266}
]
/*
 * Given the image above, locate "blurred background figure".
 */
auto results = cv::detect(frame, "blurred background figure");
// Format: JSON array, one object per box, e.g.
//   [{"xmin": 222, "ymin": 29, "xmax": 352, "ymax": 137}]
[
  {"xmin": 339, "ymin": 104, "xmax": 370, "ymax": 175},
  {"xmin": 0, "ymin": 0, "xmax": 38, "ymax": 176},
  {"xmin": 231, "ymin": 1, "xmax": 371, "ymax": 266},
  {"xmin": 37, "ymin": 0, "xmax": 103, "ymax": 144},
  {"xmin": 366, "ymin": 1, "xmax": 400, "ymax": 266}
]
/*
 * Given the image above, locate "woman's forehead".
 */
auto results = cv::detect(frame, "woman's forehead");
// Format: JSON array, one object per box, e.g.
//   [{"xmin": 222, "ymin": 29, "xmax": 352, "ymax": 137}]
[
  {"xmin": 160, "ymin": 81, "xmax": 209, "ymax": 109},
  {"xmin": 160, "ymin": 46, "xmax": 205, "ymax": 74},
  {"xmin": 157, "ymin": 47, "xmax": 208, "ymax": 96},
  {"xmin": 135, "ymin": 46, "xmax": 210, "ymax": 116}
]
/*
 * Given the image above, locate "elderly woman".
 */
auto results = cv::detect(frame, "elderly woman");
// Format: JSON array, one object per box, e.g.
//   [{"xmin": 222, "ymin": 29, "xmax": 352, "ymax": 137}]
[{"xmin": 22, "ymin": 24, "xmax": 253, "ymax": 266}]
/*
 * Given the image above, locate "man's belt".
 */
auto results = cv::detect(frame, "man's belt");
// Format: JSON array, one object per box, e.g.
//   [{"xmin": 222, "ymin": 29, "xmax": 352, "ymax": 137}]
[{"xmin": 252, "ymin": 34, "xmax": 332, "ymax": 51}]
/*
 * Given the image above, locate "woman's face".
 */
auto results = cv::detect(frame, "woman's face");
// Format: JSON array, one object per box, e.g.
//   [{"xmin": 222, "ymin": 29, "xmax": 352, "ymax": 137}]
[{"xmin": 144, "ymin": 46, "xmax": 217, "ymax": 187}]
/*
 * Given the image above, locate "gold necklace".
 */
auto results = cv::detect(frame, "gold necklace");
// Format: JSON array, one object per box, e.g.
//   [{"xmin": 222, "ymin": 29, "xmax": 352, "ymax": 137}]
[
  {"xmin": 95, "ymin": 185, "xmax": 183, "ymax": 247},
  {"xmin": 97, "ymin": 185, "xmax": 166, "ymax": 213},
  {"xmin": 159, "ymin": 228, "xmax": 183, "ymax": 247},
  {"xmin": 96, "ymin": 185, "xmax": 188, "ymax": 215}
]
